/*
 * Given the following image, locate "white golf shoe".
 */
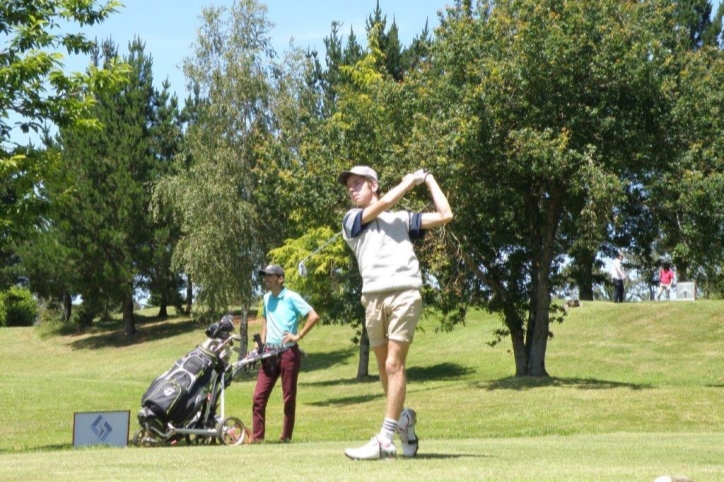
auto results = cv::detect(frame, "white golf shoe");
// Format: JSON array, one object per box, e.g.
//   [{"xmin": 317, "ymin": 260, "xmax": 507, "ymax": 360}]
[
  {"xmin": 344, "ymin": 435, "xmax": 397, "ymax": 460},
  {"xmin": 398, "ymin": 408, "xmax": 419, "ymax": 458}
]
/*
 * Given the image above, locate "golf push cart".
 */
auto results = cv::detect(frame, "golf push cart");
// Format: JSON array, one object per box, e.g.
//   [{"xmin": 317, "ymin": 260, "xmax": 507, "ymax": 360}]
[{"xmin": 132, "ymin": 315, "xmax": 287, "ymax": 447}]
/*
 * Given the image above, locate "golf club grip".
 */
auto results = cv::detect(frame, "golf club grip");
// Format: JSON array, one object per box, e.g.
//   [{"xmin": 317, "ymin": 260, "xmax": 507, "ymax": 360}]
[{"xmin": 253, "ymin": 333, "xmax": 263, "ymax": 353}]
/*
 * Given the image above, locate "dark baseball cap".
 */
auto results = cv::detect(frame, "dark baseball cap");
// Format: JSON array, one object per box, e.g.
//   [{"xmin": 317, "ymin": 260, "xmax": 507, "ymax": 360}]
[{"xmin": 258, "ymin": 264, "xmax": 284, "ymax": 276}]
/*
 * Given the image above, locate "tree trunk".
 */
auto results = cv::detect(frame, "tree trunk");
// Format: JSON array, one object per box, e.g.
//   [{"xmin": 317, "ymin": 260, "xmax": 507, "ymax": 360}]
[
  {"xmin": 103, "ymin": 298, "xmax": 111, "ymax": 320},
  {"xmin": 238, "ymin": 305, "xmax": 249, "ymax": 361},
  {"xmin": 122, "ymin": 291, "xmax": 137, "ymax": 336},
  {"xmin": 356, "ymin": 325, "xmax": 370, "ymax": 380},
  {"xmin": 451, "ymin": 238, "xmax": 530, "ymax": 375},
  {"xmin": 185, "ymin": 275, "xmax": 193, "ymax": 315},
  {"xmin": 522, "ymin": 190, "xmax": 560, "ymax": 377},
  {"xmin": 62, "ymin": 292, "xmax": 72, "ymax": 322},
  {"xmin": 525, "ymin": 280, "xmax": 551, "ymax": 377},
  {"xmin": 676, "ymin": 262, "xmax": 688, "ymax": 282},
  {"xmin": 157, "ymin": 293, "xmax": 168, "ymax": 318},
  {"xmin": 501, "ymin": 300, "xmax": 528, "ymax": 376},
  {"xmin": 575, "ymin": 249, "xmax": 596, "ymax": 301}
]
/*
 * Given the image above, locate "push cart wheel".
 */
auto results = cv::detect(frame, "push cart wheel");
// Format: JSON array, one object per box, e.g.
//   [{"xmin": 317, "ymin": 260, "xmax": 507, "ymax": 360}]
[
  {"xmin": 131, "ymin": 429, "xmax": 144, "ymax": 447},
  {"xmin": 217, "ymin": 417, "xmax": 246, "ymax": 446}
]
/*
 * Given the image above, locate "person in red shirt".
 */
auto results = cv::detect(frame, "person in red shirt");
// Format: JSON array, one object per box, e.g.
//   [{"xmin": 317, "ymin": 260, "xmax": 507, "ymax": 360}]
[{"xmin": 657, "ymin": 262, "xmax": 675, "ymax": 300}]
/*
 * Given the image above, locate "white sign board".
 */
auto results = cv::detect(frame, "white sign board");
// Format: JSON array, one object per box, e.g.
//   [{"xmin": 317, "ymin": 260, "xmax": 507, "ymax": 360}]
[
  {"xmin": 73, "ymin": 411, "xmax": 130, "ymax": 448},
  {"xmin": 676, "ymin": 281, "xmax": 696, "ymax": 301}
]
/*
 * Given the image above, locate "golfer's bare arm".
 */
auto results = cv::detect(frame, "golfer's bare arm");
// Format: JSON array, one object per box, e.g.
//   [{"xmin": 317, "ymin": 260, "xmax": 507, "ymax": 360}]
[
  {"xmin": 359, "ymin": 174, "xmax": 418, "ymax": 225},
  {"xmin": 419, "ymin": 174, "xmax": 453, "ymax": 229},
  {"xmin": 299, "ymin": 309, "xmax": 320, "ymax": 339},
  {"xmin": 260, "ymin": 317, "xmax": 267, "ymax": 345}
]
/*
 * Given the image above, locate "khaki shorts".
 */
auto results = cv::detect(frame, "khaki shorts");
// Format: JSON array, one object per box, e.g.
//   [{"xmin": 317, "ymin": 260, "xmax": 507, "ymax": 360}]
[{"xmin": 361, "ymin": 289, "xmax": 422, "ymax": 348}]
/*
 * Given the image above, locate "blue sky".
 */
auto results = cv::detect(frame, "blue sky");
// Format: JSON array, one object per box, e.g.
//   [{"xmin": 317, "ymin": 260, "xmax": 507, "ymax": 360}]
[
  {"xmin": 7, "ymin": 1, "xmax": 442, "ymax": 146},
  {"xmin": 61, "ymin": 0, "xmax": 722, "ymax": 102},
  {"xmin": 70, "ymin": 0, "xmax": 446, "ymax": 99},
  {"xmin": 9, "ymin": 0, "xmax": 723, "ymax": 147}
]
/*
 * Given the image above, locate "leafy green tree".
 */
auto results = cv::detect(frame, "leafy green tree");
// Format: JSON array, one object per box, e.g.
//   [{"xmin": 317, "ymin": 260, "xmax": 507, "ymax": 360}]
[
  {"xmin": 652, "ymin": 46, "xmax": 724, "ymax": 290},
  {"xmin": 287, "ymin": 30, "xmax": 441, "ymax": 376},
  {"xmin": 1, "ymin": 0, "xmax": 128, "ymax": 274},
  {"xmin": 0, "ymin": 285, "xmax": 37, "ymax": 327},
  {"xmin": 413, "ymin": 0, "xmax": 687, "ymax": 376},
  {"xmin": 154, "ymin": 0, "xmax": 291, "ymax": 330},
  {"xmin": 311, "ymin": 21, "xmax": 365, "ymax": 118},
  {"xmin": 13, "ymin": 222, "xmax": 77, "ymax": 321},
  {"xmin": 58, "ymin": 38, "xmax": 158, "ymax": 335},
  {"xmin": 621, "ymin": 1, "xmax": 724, "ymax": 288},
  {"xmin": 674, "ymin": 0, "xmax": 718, "ymax": 48}
]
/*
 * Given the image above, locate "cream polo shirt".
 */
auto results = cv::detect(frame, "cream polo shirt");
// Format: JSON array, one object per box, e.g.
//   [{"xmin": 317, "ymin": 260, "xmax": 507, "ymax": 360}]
[{"xmin": 342, "ymin": 209, "xmax": 424, "ymax": 294}]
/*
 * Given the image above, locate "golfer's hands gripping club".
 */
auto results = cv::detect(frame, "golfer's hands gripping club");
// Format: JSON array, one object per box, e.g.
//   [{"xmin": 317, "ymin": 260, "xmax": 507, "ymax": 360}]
[
  {"xmin": 403, "ymin": 169, "xmax": 428, "ymax": 188},
  {"xmin": 412, "ymin": 168, "xmax": 428, "ymax": 186}
]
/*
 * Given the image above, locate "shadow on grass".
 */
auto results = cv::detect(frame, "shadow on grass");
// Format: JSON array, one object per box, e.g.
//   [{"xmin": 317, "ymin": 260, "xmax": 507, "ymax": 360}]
[
  {"xmin": 415, "ymin": 452, "xmax": 490, "ymax": 460},
  {"xmin": 407, "ymin": 362, "xmax": 476, "ymax": 382},
  {"xmin": 302, "ymin": 348, "xmax": 357, "ymax": 372},
  {"xmin": 302, "ymin": 374, "xmax": 380, "ymax": 388},
  {"xmin": 301, "ymin": 363, "xmax": 476, "ymax": 407},
  {"xmin": 303, "ymin": 362, "xmax": 474, "ymax": 389},
  {"xmin": 0, "ymin": 443, "xmax": 74, "ymax": 454},
  {"xmin": 307, "ymin": 392, "xmax": 384, "ymax": 407},
  {"xmin": 478, "ymin": 376, "xmax": 653, "ymax": 391},
  {"xmin": 68, "ymin": 317, "xmax": 203, "ymax": 351}
]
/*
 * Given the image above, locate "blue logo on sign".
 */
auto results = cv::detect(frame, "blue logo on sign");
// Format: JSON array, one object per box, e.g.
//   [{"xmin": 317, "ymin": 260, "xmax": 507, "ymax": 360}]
[{"xmin": 91, "ymin": 415, "xmax": 113, "ymax": 442}]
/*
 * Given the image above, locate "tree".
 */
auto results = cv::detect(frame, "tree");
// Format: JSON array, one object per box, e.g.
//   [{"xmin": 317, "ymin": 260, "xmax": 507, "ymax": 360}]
[
  {"xmin": 652, "ymin": 45, "xmax": 724, "ymax": 292},
  {"xmin": 311, "ymin": 21, "xmax": 365, "ymax": 118},
  {"xmin": 58, "ymin": 38, "xmax": 158, "ymax": 335},
  {"xmin": 145, "ymin": 80, "xmax": 185, "ymax": 318},
  {"xmin": 1, "ymin": 0, "xmax": 128, "ymax": 274},
  {"xmin": 13, "ymin": 220, "xmax": 77, "ymax": 321},
  {"xmin": 154, "ymin": 0, "xmax": 289, "ymax": 328},
  {"xmin": 618, "ymin": 1, "xmax": 724, "ymax": 291},
  {"xmin": 414, "ymin": 0, "xmax": 687, "ymax": 376},
  {"xmin": 674, "ymin": 0, "xmax": 717, "ymax": 49}
]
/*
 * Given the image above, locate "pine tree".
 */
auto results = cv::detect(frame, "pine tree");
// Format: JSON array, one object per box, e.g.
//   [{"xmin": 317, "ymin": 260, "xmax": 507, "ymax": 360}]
[
  {"xmin": 146, "ymin": 80, "xmax": 185, "ymax": 318},
  {"xmin": 59, "ymin": 38, "xmax": 158, "ymax": 335}
]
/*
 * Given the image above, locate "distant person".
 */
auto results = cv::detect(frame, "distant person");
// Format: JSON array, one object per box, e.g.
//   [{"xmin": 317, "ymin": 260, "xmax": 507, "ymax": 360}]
[
  {"xmin": 252, "ymin": 264, "xmax": 320, "ymax": 443},
  {"xmin": 648, "ymin": 266, "xmax": 659, "ymax": 301},
  {"xmin": 612, "ymin": 252, "xmax": 625, "ymax": 303},
  {"xmin": 657, "ymin": 262, "xmax": 675, "ymax": 301}
]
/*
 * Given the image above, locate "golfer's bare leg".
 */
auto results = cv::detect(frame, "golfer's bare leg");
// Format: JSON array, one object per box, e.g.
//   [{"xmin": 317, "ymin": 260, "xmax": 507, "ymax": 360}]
[
  {"xmin": 373, "ymin": 344, "xmax": 389, "ymax": 395},
  {"xmin": 384, "ymin": 340, "xmax": 410, "ymax": 420}
]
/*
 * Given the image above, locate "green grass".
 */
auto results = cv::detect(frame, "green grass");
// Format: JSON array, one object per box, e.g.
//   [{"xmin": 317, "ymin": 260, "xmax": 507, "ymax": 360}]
[{"xmin": 0, "ymin": 300, "xmax": 723, "ymax": 481}]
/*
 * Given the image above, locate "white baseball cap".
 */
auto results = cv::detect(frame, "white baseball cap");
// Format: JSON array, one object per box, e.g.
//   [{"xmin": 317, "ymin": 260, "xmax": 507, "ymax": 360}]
[{"xmin": 337, "ymin": 166, "xmax": 378, "ymax": 186}]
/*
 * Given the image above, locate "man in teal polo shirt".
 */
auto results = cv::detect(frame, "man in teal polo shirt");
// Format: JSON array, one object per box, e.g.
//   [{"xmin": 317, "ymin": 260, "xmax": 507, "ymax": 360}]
[{"xmin": 252, "ymin": 264, "xmax": 320, "ymax": 443}]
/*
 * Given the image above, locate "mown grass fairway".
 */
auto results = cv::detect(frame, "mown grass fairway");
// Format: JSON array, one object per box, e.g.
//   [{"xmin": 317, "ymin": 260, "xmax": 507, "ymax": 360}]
[{"xmin": 0, "ymin": 300, "xmax": 722, "ymax": 481}]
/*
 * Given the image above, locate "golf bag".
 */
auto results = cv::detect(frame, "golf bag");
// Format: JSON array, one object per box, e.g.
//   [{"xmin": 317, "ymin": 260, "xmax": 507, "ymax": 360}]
[{"xmin": 138, "ymin": 317, "xmax": 234, "ymax": 435}]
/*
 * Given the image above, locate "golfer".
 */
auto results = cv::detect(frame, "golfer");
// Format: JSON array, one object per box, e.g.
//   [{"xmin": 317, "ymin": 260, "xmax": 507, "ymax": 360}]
[
  {"xmin": 252, "ymin": 264, "xmax": 320, "ymax": 443},
  {"xmin": 338, "ymin": 166, "xmax": 453, "ymax": 460}
]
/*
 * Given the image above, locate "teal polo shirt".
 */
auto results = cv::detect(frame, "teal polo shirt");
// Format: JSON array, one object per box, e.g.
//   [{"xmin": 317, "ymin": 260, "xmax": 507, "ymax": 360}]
[{"xmin": 261, "ymin": 287, "xmax": 312, "ymax": 346}]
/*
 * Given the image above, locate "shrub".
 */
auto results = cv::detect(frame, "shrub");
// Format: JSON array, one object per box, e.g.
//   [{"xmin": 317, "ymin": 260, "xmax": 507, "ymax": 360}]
[{"xmin": 0, "ymin": 286, "xmax": 38, "ymax": 327}]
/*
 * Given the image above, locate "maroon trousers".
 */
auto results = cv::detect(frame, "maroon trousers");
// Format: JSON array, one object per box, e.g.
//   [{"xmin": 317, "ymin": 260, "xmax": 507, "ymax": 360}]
[{"xmin": 252, "ymin": 345, "xmax": 302, "ymax": 442}]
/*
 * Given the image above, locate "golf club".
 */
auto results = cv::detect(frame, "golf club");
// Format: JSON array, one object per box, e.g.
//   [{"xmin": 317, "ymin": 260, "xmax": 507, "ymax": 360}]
[{"xmin": 297, "ymin": 231, "xmax": 342, "ymax": 277}]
